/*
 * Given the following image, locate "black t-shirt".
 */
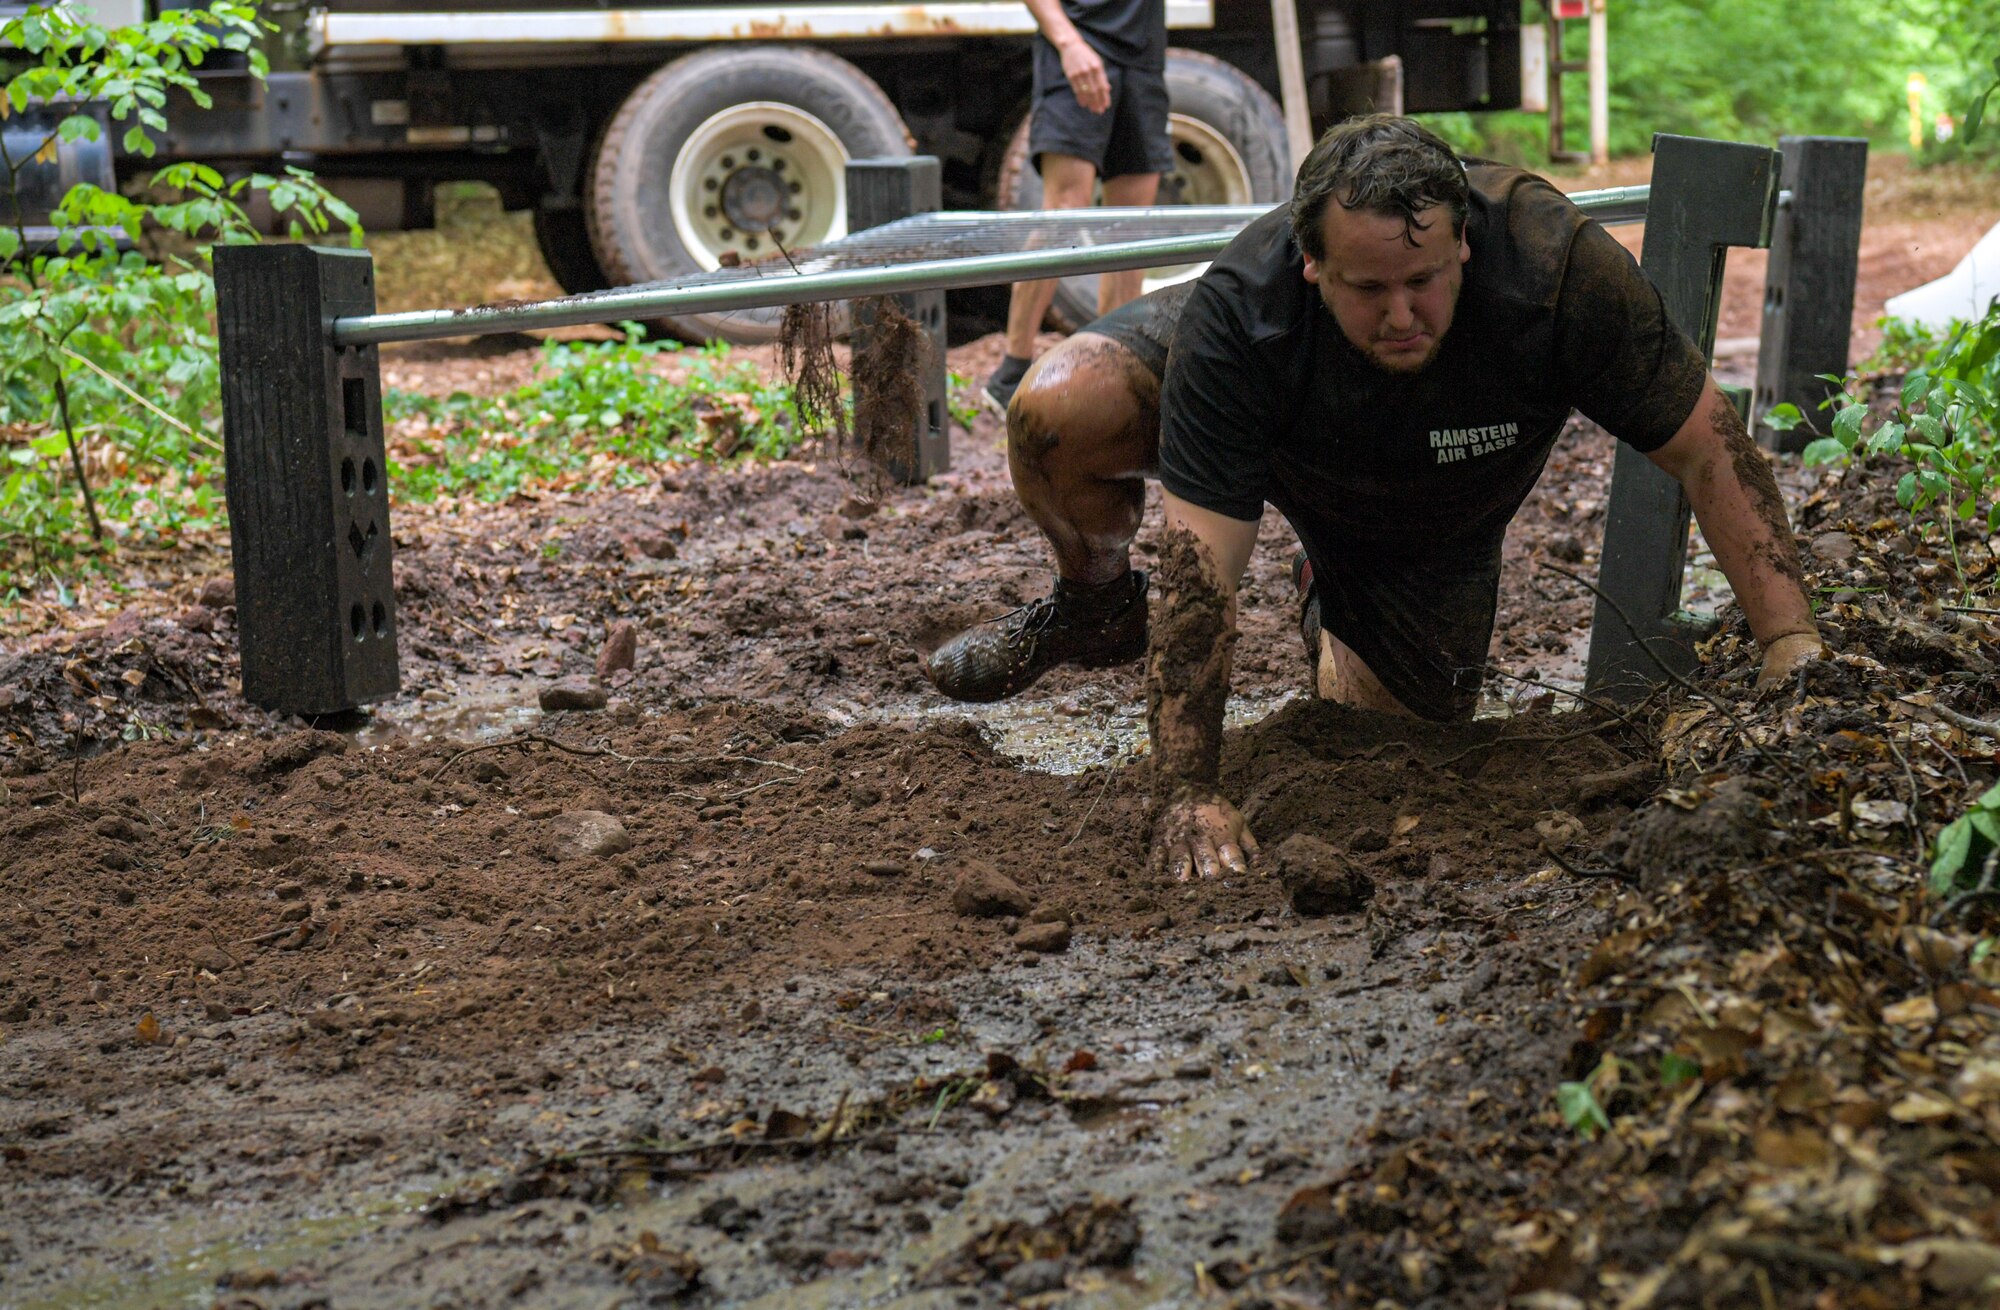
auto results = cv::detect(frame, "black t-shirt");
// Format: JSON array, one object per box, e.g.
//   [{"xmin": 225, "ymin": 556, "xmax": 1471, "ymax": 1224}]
[
  {"xmin": 1035, "ymin": 0, "xmax": 1166, "ymax": 73},
  {"xmin": 1158, "ymin": 163, "xmax": 1708, "ymax": 560}
]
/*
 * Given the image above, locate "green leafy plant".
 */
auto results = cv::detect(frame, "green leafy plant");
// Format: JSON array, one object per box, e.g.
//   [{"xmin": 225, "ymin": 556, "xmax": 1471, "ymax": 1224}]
[
  {"xmin": 1768, "ymin": 301, "xmax": 2000, "ymax": 598},
  {"xmin": 1556, "ymin": 1054, "xmax": 1619, "ymax": 1139},
  {"xmin": 1861, "ymin": 316, "xmax": 1950, "ymax": 377},
  {"xmin": 1556, "ymin": 1075, "xmax": 1611, "ymax": 1139},
  {"xmin": 1, "ymin": 1, "xmax": 358, "ymax": 588},
  {"xmin": 383, "ymin": 327, "xmax": 807, "ymax": 503},
  {"xmin": 945, "ymin": 371, "xmax": 980, "ymax": 432},
  {"xmin": 1931, "ymin": 782, "xmax": 2000, "ymax": 896},
  {"xmin": 1657, "ymin": 1051, "xmax": 1702, "ymax": 1089}
]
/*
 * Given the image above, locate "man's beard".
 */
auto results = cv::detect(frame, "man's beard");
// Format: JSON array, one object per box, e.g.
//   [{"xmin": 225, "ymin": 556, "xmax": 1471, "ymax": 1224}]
[{"xmin": 1326, "ymin": 310, "xmax": 1450, "ymax": 377}]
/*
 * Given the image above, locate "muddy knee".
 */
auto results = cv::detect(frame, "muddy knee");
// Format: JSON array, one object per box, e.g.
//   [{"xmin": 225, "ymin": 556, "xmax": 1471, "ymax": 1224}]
[{"xmin": 1008, "ymin": 333, "xmax": 1160, "ymax": 485}]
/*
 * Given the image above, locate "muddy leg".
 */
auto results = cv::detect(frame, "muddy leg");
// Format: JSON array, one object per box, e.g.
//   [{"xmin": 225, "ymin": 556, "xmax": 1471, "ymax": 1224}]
[
  {"xmin": 1007, "ymin": 332, "xmax": 1159, "ymax": 586},
  {"xmin": 1316, "ymin": 631, "xmax": 1420, "ymax": 716}
]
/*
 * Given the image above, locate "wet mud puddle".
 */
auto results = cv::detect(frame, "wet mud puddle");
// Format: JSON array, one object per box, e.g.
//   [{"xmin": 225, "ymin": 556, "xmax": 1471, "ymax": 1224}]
[{"xmin": 16, "ymin": 924, "xmax": 1451, "ymax": 1309}]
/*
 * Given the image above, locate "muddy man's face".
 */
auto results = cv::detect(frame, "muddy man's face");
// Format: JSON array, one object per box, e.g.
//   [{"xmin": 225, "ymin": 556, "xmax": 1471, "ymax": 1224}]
[{"xmin": 1302, "ymin": 202, "xmax": 1470, "ymax": 374}]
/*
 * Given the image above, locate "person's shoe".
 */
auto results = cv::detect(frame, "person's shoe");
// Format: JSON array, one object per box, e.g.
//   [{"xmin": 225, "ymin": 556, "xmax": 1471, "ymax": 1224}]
[
  {"xmin": 1293, "ymin": 549, "xmax": 1322, "ymax": 682},
  {"xmin": 927, "ymin": 571, "xmax": 1149, "ymax": 702},
  {"xmin": 980, "ymin": 355, "xmax": 1032, "ymax": 420}
]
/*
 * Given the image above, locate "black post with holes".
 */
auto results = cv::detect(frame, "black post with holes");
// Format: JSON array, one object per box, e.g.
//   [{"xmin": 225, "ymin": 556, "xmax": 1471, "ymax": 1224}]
[
  {"xmin": 1753, "ymin": 136, "xmax": 1869, "ymax": 453},
  {"xmin": 845, "ymin": 156, "xmax": 949, "ymax": 481},
  {"xmin": 215, "ymin": 244, "xmax": 399, "ymax": 716},
  {"xmin": 1582, "ymin": 134, "xmax": 1780, "ymax": 701}
]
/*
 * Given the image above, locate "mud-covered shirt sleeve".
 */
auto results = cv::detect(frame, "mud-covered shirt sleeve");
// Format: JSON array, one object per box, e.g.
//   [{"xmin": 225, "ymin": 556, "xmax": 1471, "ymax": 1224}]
[
  {"xmin": 1157, "ymin": 279, "xmax": 1278, "ymax": 523},
  {"xmin": 1552, "ymin": 221, "xmax": 1709, "ymax": 453}
]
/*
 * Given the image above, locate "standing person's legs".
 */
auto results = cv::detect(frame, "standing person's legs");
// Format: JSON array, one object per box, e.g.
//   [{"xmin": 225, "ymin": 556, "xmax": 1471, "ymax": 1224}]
[
  {"xmin": 1093, "ymin": 55, "xmax": 1173, "ymax": 317},
  {"xmin": 1003, "ymin": 153, "xmax": 1101, "ymax": 361},
  {"xmin": 1095, "ymin": 171, "xmax": 1160, "ymax": 315}
]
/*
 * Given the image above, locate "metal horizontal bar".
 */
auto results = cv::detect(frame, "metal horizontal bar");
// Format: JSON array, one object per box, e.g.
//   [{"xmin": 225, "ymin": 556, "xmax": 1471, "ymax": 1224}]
[
  {"xmin": 333, "ymin": 185, "xmax": 1650, "ymax": 348},
  {"xmin": 334, "ymin": 231, "xmax": 1241, "ymax": 346},
  {"xmin": 312, "ymin": 1, "xmax": 1214, "ymax": 48}
]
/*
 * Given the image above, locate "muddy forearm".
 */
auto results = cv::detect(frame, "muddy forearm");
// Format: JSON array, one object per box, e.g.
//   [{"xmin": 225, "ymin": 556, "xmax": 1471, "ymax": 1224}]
[
  {"xmin": 1146, "ymin": 528, "xmax": 1235, "ymax": 793},
  {"xmin": 1661, "ymin": 387, "xmax": 1816, "ymax": 645}
]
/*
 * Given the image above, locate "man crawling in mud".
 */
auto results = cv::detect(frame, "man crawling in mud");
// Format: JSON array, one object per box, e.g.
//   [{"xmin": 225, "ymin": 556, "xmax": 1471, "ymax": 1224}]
[{"xmin": 926, "ymin": 114, "xmax": 1823, "ymax": 879}]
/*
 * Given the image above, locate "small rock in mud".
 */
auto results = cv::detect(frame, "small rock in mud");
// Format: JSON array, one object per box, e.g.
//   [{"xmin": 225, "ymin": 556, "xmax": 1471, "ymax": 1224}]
[
  {"xmin": 1273, "ymin": 1184, "xmax": 1340, "ymax": 1246},
  {"xmin": 259, "ymin": 731, "xmax": 349, "ymax": 777},
  {"xmin": 1003, "ymin": 1259, "xmax": 1068, "ymax": 1298},
  {"xmin": 539, "ymin": 680, "xmax": 608, "ymax": 712},
  {"xmin": 1546, "ymin": 533, "xmax": 1585, "ymax": 563},
  {"xmin": 92, "ymin": 815, "xmax": 142, "ymax": 843},
  {"xmin": 951, "ymin": 864, "xmax": 1032, "ymax": 919},
  {"xmin": 596, "ymin": 621, "xmax": 638, "ymax": 679},
  {"xmin": 1271, "ymin": 833, "xmax": 1375, "ymax": 916},
  {"xmin": 1346, "ymin": 824, "xmax": 1390, "ymax": 854},
  {"xmin": 544, "ymin": 811, "xmax": 633, "ymax": 860},
  {"xmin": 696, "ymin": 1196, "xmax": 759, "ymax": 1235},
  {"xmin": 630, "ymin": 531, "xmax": 679, "ymax": 561},
  {"xmin": 1564, "ymin": 759, "xmax": 1656, "ymax": 809},
  {"xmin": 174, "ymin": 604, "xmax": 217, "ymax": 633},
  {"xmin": 1014, "ymin": 921, "xmax": 1072, "ymax": 954},
  {"xmin": 197, "ymin": 575, "xmax": 235, "ymax": 609}
]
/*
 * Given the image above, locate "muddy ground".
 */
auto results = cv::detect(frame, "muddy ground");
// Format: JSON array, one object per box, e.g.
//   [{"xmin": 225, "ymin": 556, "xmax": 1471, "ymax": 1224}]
[{"xmin": 5, "ymin": 158, "xmax": 2000, "ymax": 1309}]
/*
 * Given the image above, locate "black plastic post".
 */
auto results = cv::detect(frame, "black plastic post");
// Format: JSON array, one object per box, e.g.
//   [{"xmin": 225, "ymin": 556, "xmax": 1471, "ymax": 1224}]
[
  {"xmin": 845, "ymin": 156, "xmax": 949, "ymax": 481},
  {"xmin": 1753, "ymin": 136, "xmax": 1869, "ymax": 453},
  {"xmin": 1583, "ymin": 134, "xmax": 1780, "ymax": 700},
  {"xmin": 214, "ymin": 244, "xmax": 399, "ymax": 716}
]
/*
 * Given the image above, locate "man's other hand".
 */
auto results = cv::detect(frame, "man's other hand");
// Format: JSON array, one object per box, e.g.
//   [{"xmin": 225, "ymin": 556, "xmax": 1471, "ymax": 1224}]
[
  {"xmin": 1152, "ymin": 791, "xmax": 1259, "ymax": 881},
  {"xmin": 1060, "ymin": 39, "xmax": 1111, "ymax": 113},
  {"xmin": 1755, "ymin": 629, "xmax": 1824, "ymax": 694}
]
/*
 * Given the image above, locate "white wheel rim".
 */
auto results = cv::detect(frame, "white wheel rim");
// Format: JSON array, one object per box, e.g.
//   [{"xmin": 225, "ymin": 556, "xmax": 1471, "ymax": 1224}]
[
  {"xmin": 667, "ymin": 101, "xmax": 850, "ymax": 272},
  {"xmin": 1140, "ymin": 111, "xmax": 1254, "ymax": 293}
]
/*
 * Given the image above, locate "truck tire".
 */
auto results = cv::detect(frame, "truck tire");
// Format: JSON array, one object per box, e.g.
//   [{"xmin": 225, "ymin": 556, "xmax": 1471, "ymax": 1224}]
[
  {"xmin": 589, "ymin": 46, "xmax": 912, "ymax": 345},
  {"xmin": 533, "ymin": 203, "xmax": 611, "ymax": 295},
  {"xmin": 999, "ymin": 49, "xmax": 1290, "ymax": 332}
]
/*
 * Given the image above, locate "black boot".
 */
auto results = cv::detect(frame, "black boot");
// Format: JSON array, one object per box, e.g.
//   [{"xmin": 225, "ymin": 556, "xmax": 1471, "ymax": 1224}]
[{"xmin": 926, "ymin": 571, "xmax": 1149, "ymax": 703}]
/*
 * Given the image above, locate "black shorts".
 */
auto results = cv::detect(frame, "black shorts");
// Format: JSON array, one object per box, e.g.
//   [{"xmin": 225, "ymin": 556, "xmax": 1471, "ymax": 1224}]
[
  {"xmin": 1303, "ymin": 535, "xmax": 1500, "ymax": 722},
  {"xmin": 1075, "ymin": 280, "xmax": 1194, "ymax": 379},
  {"xmin": 1028, "ymin": 57, "xmax": 1174, "ymax": 181}
]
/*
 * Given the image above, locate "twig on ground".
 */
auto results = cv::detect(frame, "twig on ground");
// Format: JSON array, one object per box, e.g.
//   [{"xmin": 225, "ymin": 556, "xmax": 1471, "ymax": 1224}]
[
  {"xmin": 1484, "ymin": 665, "xmax": 1656, "ymax": 730},
  {"xmin": 1932, "ymin": 703, "xmax": 2000, "ymax": 740},
  {"xmin": 1064, "ymin": 762, "xmax": 1118, "ymax": 849},
  {"xmin": 1881, "ymin": 731, "xmax": 1928, "ymax": 869},
  {"xmin": 1539, "ymin": 563, "xmax": 1807, "ymax": 787},
  {"xmin": 1543, "ymin": 842, "xmax": 1642, "ymax": 887}
]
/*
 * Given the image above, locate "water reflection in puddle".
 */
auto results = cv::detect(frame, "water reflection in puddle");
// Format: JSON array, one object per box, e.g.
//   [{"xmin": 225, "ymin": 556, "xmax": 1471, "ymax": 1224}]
[{"xmin": 899, "ymin": 689, "xmax": 1300, "ymax": 776}]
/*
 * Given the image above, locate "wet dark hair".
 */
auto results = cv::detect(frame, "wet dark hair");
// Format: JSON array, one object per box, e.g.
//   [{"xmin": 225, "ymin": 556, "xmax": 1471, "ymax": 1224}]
[{"xmin": 1289, "ymin": 114, "xmax": 1470, "ymax": 260}]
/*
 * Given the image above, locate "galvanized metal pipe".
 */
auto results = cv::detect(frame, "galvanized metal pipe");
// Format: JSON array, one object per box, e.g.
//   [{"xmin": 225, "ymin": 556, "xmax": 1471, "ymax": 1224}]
[{"xmin": 332, "ymin": 185, "xmax": 1651, "ymax": 348}]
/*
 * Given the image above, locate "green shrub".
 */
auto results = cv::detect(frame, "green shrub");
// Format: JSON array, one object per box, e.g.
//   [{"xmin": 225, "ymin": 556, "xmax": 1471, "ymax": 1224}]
[
  {"xmin": 384, "ymin": 329, "xmax": 808, "ymax": 504},
  {"xmin": 0, "ymin": 1, "xmax": 356, "ymax": 591}
]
